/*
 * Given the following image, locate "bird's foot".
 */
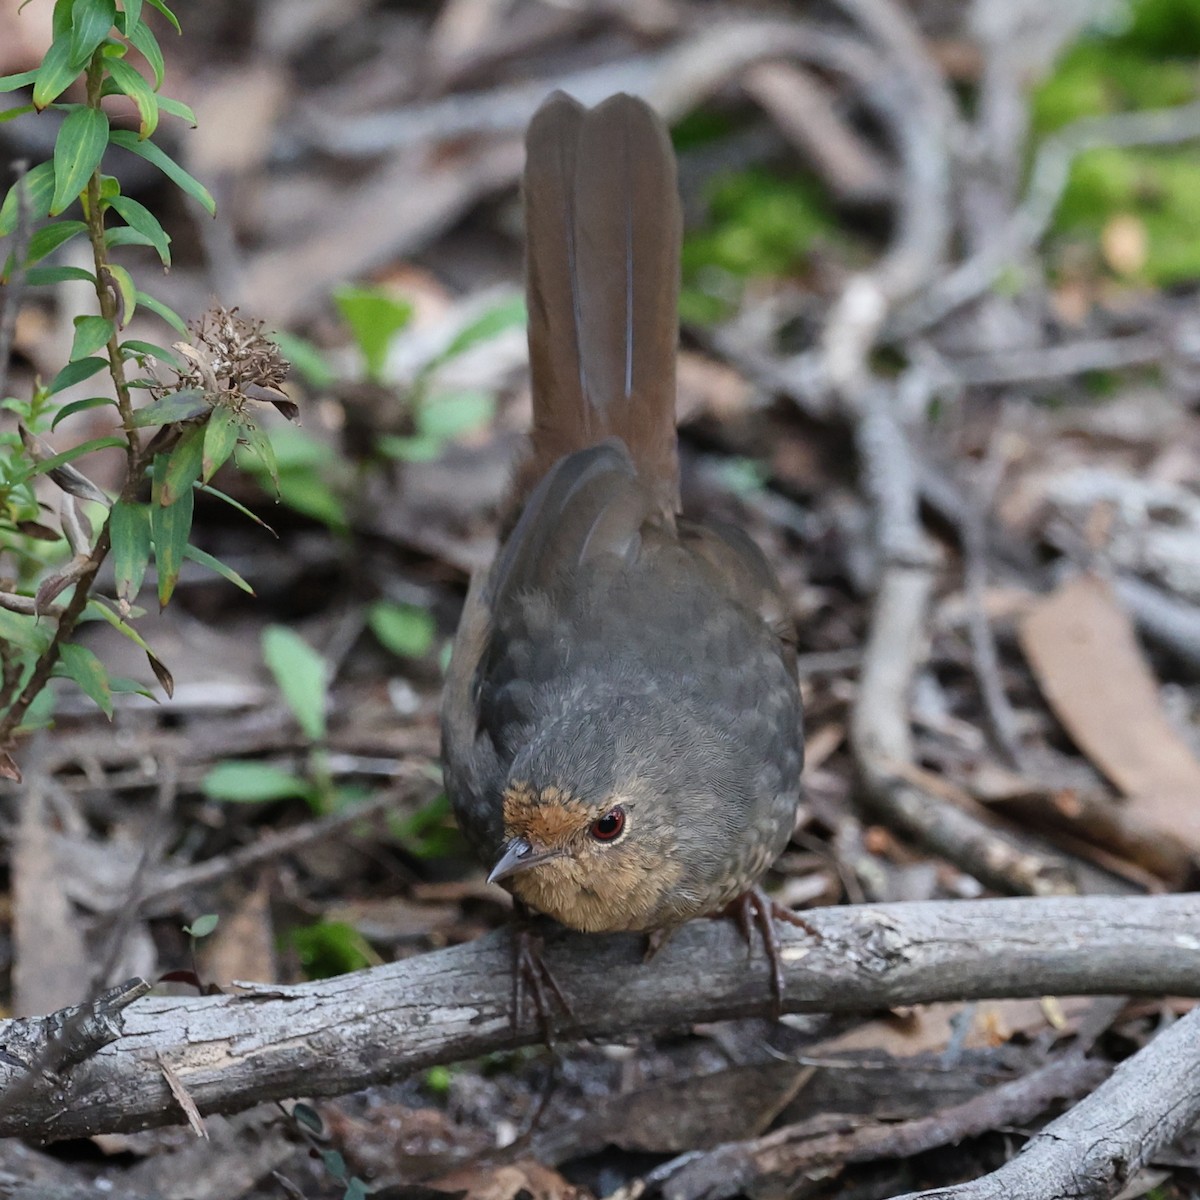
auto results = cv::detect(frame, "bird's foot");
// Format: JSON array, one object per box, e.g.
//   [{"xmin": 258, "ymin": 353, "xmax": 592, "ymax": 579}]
[
  {"xmin": 722, "ymin": 886, "xmax": 820, "ymax": 1017},
  {"xmin": 510, "ymin": 916, "xmax": 572, "ymax": 1043}
]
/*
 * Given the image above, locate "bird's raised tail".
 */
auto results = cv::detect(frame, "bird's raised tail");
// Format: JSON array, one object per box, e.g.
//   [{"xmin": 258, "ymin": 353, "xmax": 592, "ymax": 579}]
[{"xmin": 521, "ymin": 91, "xmax": 682, "ymax": 515}]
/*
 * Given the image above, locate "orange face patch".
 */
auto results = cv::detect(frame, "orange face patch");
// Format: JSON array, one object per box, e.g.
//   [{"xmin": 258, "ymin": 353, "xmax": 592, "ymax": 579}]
[{"xmin": 502, "ymin": 782, "xmax": 592, "ymax": 848}]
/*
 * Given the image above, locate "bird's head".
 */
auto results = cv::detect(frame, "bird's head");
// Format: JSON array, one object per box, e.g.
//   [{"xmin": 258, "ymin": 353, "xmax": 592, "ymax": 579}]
[{"xmin": 489, "ymin": 779, "xmax": 683, "ymax": 933}]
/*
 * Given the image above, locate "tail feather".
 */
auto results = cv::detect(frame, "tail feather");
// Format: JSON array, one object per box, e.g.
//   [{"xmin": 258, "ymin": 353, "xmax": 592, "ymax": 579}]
[{"xmin": 522, "ymin": 92, "xmax": 681, "ymax": 513}]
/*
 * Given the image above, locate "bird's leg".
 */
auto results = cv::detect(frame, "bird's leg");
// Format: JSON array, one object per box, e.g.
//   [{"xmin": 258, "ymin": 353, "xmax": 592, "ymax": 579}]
[
  {"xmin": 510, "ymin": 901, "xmax": 572, "ymax": 1042},
  {"xmin": 723, "ymin": 886, "xmax": 820, "ymax": 1017}
]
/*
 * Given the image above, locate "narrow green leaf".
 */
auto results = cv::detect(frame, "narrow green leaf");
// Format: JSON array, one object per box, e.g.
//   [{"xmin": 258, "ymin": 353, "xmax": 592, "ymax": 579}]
[
  {"xmin": 52, "ymin": 394, "xmax": 116, "ymax": 428},
  {"xmin": 183, "ymin": 543, "xmax": 253, "ymax": 595},
  {"xmin": 416, "ymin": 389, "xmax": 495, "ymax": 441},
  {"xmin": 0, "ymin": 104, "xmax": 35, "ymax": 124},
  {"xmin": 240, "ymin": 419, "xmax": 278, "ymax": 489},
  {"xmin": 159, "ymin": 423, "xmax": 204, "ymax": 505},
  {"xmin": 57, "ymin": 642, "xmax": 114, "ymax": 717},
  {"xmin": 47, "ymin": 355, "xmax": 107, "ymax": 395},
  {"xmin": 144, "ymin": 0, "xmax": 180, "ymax": 32},
  {"xmin": 52, "ymin": 0, "xmax": 78, "ymax": 41},
  {"xmin": 32, "ymin": 36, "xmax": 79, "ymax": 109},
  {"xmin": 109, "ymin": 499, "xmax": 151, "ymax": 604},
  {"xmin": 157, "ymin": 94, "xmax": 196, "ymax": 126},
  {"xmin": 104, "ymin": 57, "xmax": 157, "ymax": 139},
  {"xmin": 262, "ymin": 625, "xmax": 327, "ymax": 740},
  {"xmin": 270, "ymin": 330, "xmax": 334, "ymax": 389},
  {"xmin": 109, "ymin": 193, "xmax": 170, "ymax": 264},
  {"xmin": 368, "ymin": 601, "xmax": 435, "ymax": 659},
  {"xmin": 105, "ymin": 226, "xmax": 158, "ymax": 250},
  {"xmin": 70, "ymin": 0, "xmax": 118, "ymax": 66},
  {"xmin": 196, "ymin": 481, "xmax": 276, "ymax": 535},
  {"xmin": 0, "ymin": 69, "xmax": 39, "ymax": 93},
  {"xmin": 121, "ymin": 0, "xmax": 143, "ymax": 30},
  {"xmin": 27, "ymin": 435, "xmax": 124, "ymax": 478},
  {"xmin": 51, "ymin": 106, "xmax": 109, "ymax": 214},
  {"xmin": 129, "ymin": 388, "xmax": 207, "ymax": 427},
  {"xmin": 151, "ymin": 455, "xmax": 192, "ymax": 606},
  {"xmin": 202, "ymin": 404, "xmax": 238, "ymax": 481},
  {"xmin": 109, "ymin": 129, "xmax": 215, "ymax": 215},
  {"xmin": 121, "ymin": 338, "xmax": 180, "ymax": 366},
  {"xmin": 26, "ymin": 264, "xmax": 95, "ymax": 285},
  {"xmin": 0, "ymin": 160, "xmax": 55, "ymax": 236},
  {"xmin": 431, "ymin": 296, "xmax": 526, "ymax": 368},
  {"xmin": 105, "ymin": 263, "xmax": 137, "ymax": 323},
  {"xmin": 134, "ymin": 289, "xmax": 186, "ymax": 335},
  {"xmin": 19, "ymin": 219, "xmax": 87, "ymax": 269},
  {"xmin": 203, "ymin": 760, "xmax": 312, "ymax": 804},
  {"xmin": 123, "ymin": 16, "xmax": 163, "ymax": 87},
  {"xmin": 69, "ymin": 314, "xmax": 114, "ymax": 361}
]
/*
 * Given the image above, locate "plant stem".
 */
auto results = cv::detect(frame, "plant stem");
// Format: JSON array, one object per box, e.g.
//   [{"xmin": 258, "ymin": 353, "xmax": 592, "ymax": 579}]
[{"xmin": 82, "ymin": 49, "xmax": 136, "ymax": 472}]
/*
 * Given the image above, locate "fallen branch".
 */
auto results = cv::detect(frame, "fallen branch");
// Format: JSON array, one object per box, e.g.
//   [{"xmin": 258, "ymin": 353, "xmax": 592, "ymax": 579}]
[
  {"xmin": 892, "ymin": 1003, "xmax": 1200, "ymax": 1200},
  {"xmin": 1, "ymin": 894, "xmax": 1197, "ymax": 1141}
]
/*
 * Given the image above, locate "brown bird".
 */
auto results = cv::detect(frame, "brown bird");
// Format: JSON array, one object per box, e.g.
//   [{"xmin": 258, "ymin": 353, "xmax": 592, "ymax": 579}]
[{"xmin": 441, "ymin": 92, "xmax": 805, "ymax": 1013}]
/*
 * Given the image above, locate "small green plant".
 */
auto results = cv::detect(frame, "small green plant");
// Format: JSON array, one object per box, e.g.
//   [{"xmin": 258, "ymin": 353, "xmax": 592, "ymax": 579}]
[
  {"xmin": 202, "ymin": 624, "xmax": 338, "ymax": 811},
  {"xmin": 0, "ymin": 0, "xmax": 293, "ymax": 779},
  {"xmin": 286, "ymin": 1103, "xmax": 372, "ymax": 1200},
  {"xmin": 285, "ymin": 919, "xmax": 376, "ymax": 979}
]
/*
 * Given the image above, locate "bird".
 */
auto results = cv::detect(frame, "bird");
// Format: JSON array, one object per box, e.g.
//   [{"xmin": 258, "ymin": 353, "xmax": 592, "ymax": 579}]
[{"xmin": 441, "ymin": 91, "xmax": 806, "ymax": 1019}]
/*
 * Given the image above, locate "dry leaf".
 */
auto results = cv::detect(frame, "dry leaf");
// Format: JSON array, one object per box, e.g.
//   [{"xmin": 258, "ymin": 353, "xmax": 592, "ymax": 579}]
[
  {"xmin": 1019, "ymin": 572, "xmax": 1200, "ymax": 855},
  {"xmin": 1101, "ymin": 213, "xmax": 1148, "ymax": 277}
]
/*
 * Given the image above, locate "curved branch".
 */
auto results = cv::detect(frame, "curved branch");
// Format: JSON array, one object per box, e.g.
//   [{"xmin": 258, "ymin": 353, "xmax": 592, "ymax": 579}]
[{"xmin": 2, "ymin": 894, "xmax": 1198, "ymax": 1142}]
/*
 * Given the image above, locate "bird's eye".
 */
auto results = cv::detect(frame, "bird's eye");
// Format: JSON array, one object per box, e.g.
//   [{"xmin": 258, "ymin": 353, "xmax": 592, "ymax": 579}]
[{"xmin": 589, "ymin": 806, "xmax": 626, "ymax": 842}]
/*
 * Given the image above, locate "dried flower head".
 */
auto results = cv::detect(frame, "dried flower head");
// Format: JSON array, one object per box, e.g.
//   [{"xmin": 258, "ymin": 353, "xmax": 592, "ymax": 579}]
[{"xmin": 151, "ymin": 305, "xmax": 297, "ymax": 421}]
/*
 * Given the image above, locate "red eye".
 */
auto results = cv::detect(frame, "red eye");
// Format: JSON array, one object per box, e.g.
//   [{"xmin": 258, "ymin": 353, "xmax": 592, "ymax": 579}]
[{"xmin": 590, "ymin": 807, "xmax": 625, "ymax": 842}]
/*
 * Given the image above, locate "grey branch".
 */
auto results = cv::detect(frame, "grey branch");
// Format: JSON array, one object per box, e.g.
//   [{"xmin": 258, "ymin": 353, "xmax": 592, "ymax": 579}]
[
  {"xmin": 0, "ymin": 894, "xmax": 1197, "ymax": 1142},
  {"xmin": 891, "ymin": 1003, "xmax": 1200, "ymax": 1200}
]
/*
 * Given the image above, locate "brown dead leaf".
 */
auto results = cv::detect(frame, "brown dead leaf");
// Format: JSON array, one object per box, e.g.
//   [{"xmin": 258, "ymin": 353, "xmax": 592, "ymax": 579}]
[
  {"xmin": 1019, "ymin": 572, "xmax": 1200, "ymax": 855},
  {"xmin": 430, "ymin": 1162, "xmax": 589, "ymax": 1200},
  {"xmin": 198, "ymin": 877, "xmax": 277, "ymax": 985}
]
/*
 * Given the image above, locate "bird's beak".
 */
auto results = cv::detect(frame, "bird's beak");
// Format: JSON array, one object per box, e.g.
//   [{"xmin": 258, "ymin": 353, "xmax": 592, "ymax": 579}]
[{"xmin": 487, "ymin": 836, "xmax": 559, "ymax": 884}]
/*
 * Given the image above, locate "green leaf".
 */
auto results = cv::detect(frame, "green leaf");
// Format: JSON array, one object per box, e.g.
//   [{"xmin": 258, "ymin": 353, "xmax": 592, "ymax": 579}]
[
  {"xmin": 0, "ymin": 103, "xmax": 35, "ymax": 124},
  {"xmin": 262, "ymin": 625, "xmax": 327, "ymax": 741},
  {"xmin": 184, "ymin": 913, "xmax": 218, "ymax": 938},
  {"xmin": 202, "ymin": 404, "xmax": 238, "ymax": 481},
  {"xmin": 134, "ymin": 288, "xmax": 186, "ymax": 335},
  {"xmin": 26, "ymin": 264, "xmax": 95, "ymax": 285},
  {"xmin": 27, "ymin": 435, "xmax": 124, "ymax": 478},
  {"xmin": 0, "ymin": 69, "xmax": 39, "ymax": 93},
  {"xmin": 416, "ymin": 389, "xmax": 495, "ymax": 441},
  {"xmin": 332, "ymin": 285, "xmax": 413, "ymax": 381},
  {"xmin": 109, "ymin": 193, "xmax": 170, "ymax": 264},
  {"xmin": 203, "ymin": 760, "xmax": 313, "ymax": 804},
  {"xmin": 47, "ymin": 355, "xmax": 107, "ymax": 395},
  {"xmin": 129, "ymin": 388, "xmax": 208, "ymax": 427},
  {"xmin": 431, "ymin": 296, "xmax": 526, "ymax": 368},
  {"xmin": 156, "ymin": 94, "xmax": 196, "ymax": 126},
  {"xmin": 196, "ymin": 481, "xmax": 276, "ymax": 535},
  {"xmin": 151, "ymin": 453, "xmax": 193, "ymax": 606},
  {"xmin": 182, "ymin": 543, "xmax": 253, "ymax": 595},
  {"xmin": 105, "ymin": 225, "xmax": 158, "ymax": 250},
  {"xmin": 52, "ymin": 394, "xmax": 116, "ymax": 428},
  {"xmin": 144, "ymin": 0, "xmax": 180, "ymax": 33},
  {"xmin": 377, "ymin": 433, "xmax": 442, "ymax": 463},
  {"xmin": 0, "ymin": 608, "xmax": 52, "ymax": 653},
  {"xmin": 0, "ymin": 161, "xmax": 56, "ymax": 236},
  {"xmin": 57, "ymin": 642, "xmax": 114, "ymax": 717},
  {"xmin": 121, "ymin": 0, "xmax": 143, "ymax": 30},
  {"xmin": 51, "ymin": 106, "xmax": 109, "ymax": 214},
  {"xmin": 110, "ymin": 499, "xmax": 151, "ymax": 604},
  {"xmin": 16, "ymin": 219, "xmax": 87, "ymax": 269},
  {"xmin": 104, "ymin": 56, "xmax": 157, "ymax": 139},
  {"xmin": 70, "ymin": 0, "xmax": 118, "ymax": 67},
  {"xmin": 32, "ymin": 36, "xmax": 80, "ymax": 110},
  {"xmin": 159, "ymin": 423, "xmax": 204, "ymax": 505},
  {"xmin": 121, "ymin": 338, "xmax": 179, "ymax": 365},
  {"xmin": 368, "ymin": 600, "xmax": 435, "ymax": 659},
  {"xmin": 69, "ymin": 314, "xmax": 114, "ymax": 361},
  {"xmin": 123, "ymin": 15, "xmax": 163, "ymax": 87},
  {"xmin": 105, "ymin": 262, "xmax": 137, "ymax": 324},
  {"xmin": 240, "ymin": 419, "xmax": 278, "ymax": 489},
  {"xmin": 109, "ymin": 129, "xmax": 215, "ymax": 216}
]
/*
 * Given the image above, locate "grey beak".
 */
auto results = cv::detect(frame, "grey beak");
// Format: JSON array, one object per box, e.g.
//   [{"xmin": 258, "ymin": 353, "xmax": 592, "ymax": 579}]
[{"xmin": 487, "ymin": 836, "xmax": 550, "ymax": 884}]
